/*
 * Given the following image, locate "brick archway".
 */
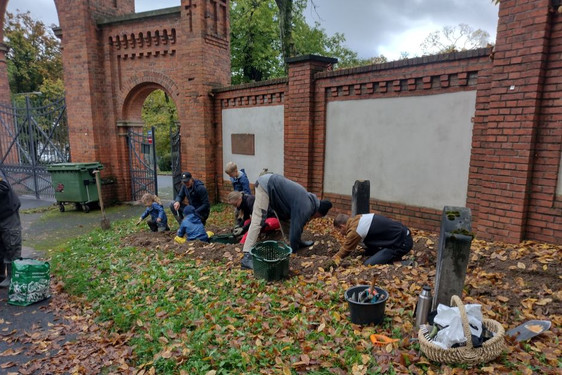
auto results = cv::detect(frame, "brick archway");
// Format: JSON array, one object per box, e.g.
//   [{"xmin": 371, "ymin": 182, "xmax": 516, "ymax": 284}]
[
  {"xmin": 120, "ymin": 73, "xmax": 180, "ymax": 122},
  {"xmin": 44, "ymin": 0, "xmax": 230, "ymax": 202}
]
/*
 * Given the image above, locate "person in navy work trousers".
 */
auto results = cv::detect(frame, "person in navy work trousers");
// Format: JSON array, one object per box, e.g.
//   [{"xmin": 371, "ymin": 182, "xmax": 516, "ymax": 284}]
[
  {"xmin": 332, "ymin": 213, "xmax": 413, "ymax": 266},
  {"xmin": 240, "ymin": 173, "xmax": 332, "ymax": 269},
  {"xmin": 225, "ymin": 161, "xmax": 251, "ymax": 195},
  {"xmin": 0, "ymin": 169, "xmax": 22, "ymax": 288},
  {"xmin": 170, "ymin": 171, "xmax": 210, "ymax": 225}
]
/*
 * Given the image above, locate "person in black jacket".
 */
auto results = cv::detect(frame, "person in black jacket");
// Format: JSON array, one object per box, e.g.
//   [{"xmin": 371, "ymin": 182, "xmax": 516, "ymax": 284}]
[
  {"xmin": 0, "ymin": 170, "xmax": 22, "ymax": 288},
  {"xmin": 240, "ymin": 174, "xmax": 332, "ymax": 269},
  {"xmin": 170, "ymin": 172, "xmax": 210, "ymax": 225},
  {"xmin": 227, "ymin": 190, "xmax": 280, "ymax": 242},
  {"xmin": 332, "ymin": 213, "xmax": 412, "ymax": 265}
]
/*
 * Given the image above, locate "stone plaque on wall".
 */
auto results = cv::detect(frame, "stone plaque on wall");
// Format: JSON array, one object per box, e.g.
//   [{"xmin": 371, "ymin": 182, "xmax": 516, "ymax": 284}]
[{"xmin": 231, "ymin": 133, "xmax": 255, "ymax": 155}]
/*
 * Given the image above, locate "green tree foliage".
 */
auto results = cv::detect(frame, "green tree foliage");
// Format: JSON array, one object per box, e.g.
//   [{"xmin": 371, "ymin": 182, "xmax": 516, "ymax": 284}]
[
  {"xmin": 231, "ymin": 0, "xmax": 371, "ymax": 83},
  {"xmin": 141, "ymin": 90, "xmax": 178, "ymax": 168},
  {"xmin": 231, "ymin": 0, "xmax": 283, "ymax": 83},
  {"xmin": 4, "ymin": 11, "xmax": 62, "ymax": 97},
  {"xmin": 421, "ymin": 23, "xmax": 491, "ymax": 55}
]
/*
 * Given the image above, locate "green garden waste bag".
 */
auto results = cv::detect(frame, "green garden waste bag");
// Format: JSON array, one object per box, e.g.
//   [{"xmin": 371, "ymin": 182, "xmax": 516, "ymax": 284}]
[{"xmin": 8, "ymin": 258, "xmax": 51, "ymax": 306}]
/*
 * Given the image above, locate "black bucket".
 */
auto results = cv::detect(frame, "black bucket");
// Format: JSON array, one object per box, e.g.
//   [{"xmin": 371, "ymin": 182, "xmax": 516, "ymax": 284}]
[{"xmin": 345, "ymin": 285, "xmax": 388, "ymax": 325}]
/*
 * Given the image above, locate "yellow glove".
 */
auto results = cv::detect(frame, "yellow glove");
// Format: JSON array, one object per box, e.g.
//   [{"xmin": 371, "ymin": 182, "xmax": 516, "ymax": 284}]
[{"xmin": 174, "ymin": 236, "xmax": 186, "ymax": 244}]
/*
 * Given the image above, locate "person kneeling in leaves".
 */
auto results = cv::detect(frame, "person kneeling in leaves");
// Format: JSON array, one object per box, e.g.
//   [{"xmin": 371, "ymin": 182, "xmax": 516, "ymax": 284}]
[
  {"xmin": 136, "ymin": 193, "xmax": 169, "ymax": 232},
  {"xmin": 226, "ymin": 191, "xmax": 280, "ymax": 244},
  {"xmin": 332, "ymin": 213, "xmax": 412, "ymax": 266},
  {"xmin": 174, "ymin": 206, "xmax": 209, "ymax": 244}
]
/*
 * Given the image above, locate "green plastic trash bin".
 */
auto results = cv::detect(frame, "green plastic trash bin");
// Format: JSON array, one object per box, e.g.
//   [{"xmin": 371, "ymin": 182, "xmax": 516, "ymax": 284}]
[{"xmin": 47, "ymin": 162, "xmax": 103, "ymax": 213}]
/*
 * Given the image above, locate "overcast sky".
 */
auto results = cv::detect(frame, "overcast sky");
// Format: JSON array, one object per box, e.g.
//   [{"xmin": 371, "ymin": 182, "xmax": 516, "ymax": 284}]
[{"xmin": 7, "ymin": 0, "xmax": 499, "ymax": 61}]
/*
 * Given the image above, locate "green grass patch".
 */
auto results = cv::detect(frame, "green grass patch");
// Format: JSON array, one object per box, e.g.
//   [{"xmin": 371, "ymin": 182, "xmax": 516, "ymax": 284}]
[{"xmin": 50, "ymin": 218, "xmax": 387, "ymax": 374}]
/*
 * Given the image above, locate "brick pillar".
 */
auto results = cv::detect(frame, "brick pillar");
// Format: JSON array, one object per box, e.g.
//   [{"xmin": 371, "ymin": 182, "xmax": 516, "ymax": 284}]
[
  {"xmin": 54, "ymin": 0, "xmax": 134, "ymax": 162},
  {"xmin": 178, "ymin": 0, "xmax": 230, "ymax": 199},
  {"xmin": 468, "ymin": 0, "xmax": 553, "ymax": 242},
  {"xmin": 285, "ymin": 55, "xmax": 337, "ymax": 189}
]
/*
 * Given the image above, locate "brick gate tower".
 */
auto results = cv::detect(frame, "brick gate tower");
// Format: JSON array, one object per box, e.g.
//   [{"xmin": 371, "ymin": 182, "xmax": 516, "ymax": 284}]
[{"xmin": 53, "ymin": 0, "xmax": 230, "ymax": 201}]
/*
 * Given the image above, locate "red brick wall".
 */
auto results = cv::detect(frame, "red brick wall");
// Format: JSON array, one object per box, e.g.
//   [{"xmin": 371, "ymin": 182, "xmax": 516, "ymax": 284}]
[
  {"xmin": 211, "ymin": 0, "xmax": 562, "ymax": 244},
  {"xmin": 21, "ymin": 0, "xmax": 561, "ymax": 244},
  {"xmin": 468, "ymin": 0, "xmax": 556, "ymax": 243},
  {"xmin": 315, "ymin": 51, "xmax": 491, "ymax": 233},
  {"xmin": 524, "ymin": 3, "xmax": 562, "ymax": 243}
]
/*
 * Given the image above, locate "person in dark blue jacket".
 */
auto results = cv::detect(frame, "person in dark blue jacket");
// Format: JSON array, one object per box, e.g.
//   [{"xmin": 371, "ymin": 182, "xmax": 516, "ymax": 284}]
[
  {"xmin": 174, "ymin": 206, "xmax": 209, "ymax": 243},
  {"xmin": 225, "ymin": 161, "xmax": 251, "ymax": 195},
  {"xmin": 241, "ymin": 174, "xmax": 332, "ymax": 269},
  {"xmin": 0, "ymin": 169, "xmax": 21, "ymax": 288},
  {"xmin": 170, "ymin": 171, "xmax": 210, "ymax": 225},
  {"xmin": 137, "ymin": 193, "xmax": 169, "ymax": 232}
]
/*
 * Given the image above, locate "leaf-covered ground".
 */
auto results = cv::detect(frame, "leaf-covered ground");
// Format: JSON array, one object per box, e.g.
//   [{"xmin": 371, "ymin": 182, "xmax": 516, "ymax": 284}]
[{"xmin": 4, "ymin": 207, "xmax": 561, "ymax": 374}]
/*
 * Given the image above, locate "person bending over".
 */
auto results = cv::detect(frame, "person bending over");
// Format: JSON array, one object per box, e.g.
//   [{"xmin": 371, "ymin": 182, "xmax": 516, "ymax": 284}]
[
  {"xmin": 240, "ymin": 174, "xmax": 332, "ymax": 269},
  {"xmin": 333, "ymin": 213, "xmax": 412, "ymax": 266}
]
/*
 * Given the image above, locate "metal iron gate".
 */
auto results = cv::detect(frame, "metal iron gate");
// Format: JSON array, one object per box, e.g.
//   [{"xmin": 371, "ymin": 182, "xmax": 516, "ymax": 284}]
[
  {"xmin": 0, "ymin": 96, "xmax": 69, "ymax": 199},
  {"xmin": 127, "ymin": 126, "xmax": 158, "ymax": 201},
  {"xmin": 170, "ymin": 125, "xmax": 182, "ymax": 198}
]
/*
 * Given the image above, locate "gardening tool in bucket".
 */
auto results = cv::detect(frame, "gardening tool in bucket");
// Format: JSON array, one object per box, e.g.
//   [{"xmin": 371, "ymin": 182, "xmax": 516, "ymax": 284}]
[
  {"xmin": 345, "ymin": 284, "xmax": 389, "ymax": 325},
  {"xmin": 249, "ymin": 240, "xmax": 292, "ymax": 281}
]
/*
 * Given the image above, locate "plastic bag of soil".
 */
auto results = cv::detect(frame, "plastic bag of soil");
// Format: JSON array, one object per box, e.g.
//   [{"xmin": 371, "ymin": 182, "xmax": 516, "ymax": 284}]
[{"xmin": 8, "ymin": 258, "xmax": 51, "ymax": 306}]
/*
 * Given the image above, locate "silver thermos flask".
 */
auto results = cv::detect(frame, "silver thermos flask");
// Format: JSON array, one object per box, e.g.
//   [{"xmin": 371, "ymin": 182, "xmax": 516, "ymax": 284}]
[{"xmin": 414, "ymin": 285, "xmax": 432, "ymax": 328}]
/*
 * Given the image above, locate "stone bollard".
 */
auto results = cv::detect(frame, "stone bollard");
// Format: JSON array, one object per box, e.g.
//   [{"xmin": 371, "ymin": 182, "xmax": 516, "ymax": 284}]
[
  {"xmin": 351, "ymin": 180, "xmax": 370, "ymax": 216},
  {"xmin": 432, "ymin": 206, "xmax": 473, "ymax": 310}
]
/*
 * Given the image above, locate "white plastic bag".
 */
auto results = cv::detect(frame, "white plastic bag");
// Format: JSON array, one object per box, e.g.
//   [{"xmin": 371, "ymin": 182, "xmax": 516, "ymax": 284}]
[{"xmin": 432, "ymin": 303, "xmax": 483, "ymax": 349}]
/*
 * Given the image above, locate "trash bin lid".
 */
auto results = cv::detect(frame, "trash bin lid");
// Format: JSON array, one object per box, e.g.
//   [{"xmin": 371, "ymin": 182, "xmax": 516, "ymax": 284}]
[{"xmin": 46, "ymin": 162, "xmax": 103, "ymax": 172}]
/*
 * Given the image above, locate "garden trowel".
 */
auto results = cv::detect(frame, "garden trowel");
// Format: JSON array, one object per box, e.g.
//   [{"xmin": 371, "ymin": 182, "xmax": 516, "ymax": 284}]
[{"xmin": 506, "ymin": 320, "xmax": 551, "ymax": 342}]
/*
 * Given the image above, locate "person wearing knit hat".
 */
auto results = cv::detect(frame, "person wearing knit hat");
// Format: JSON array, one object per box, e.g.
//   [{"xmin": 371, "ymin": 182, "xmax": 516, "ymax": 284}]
[
  {"xmin": 240, "ymin": 173, "xmax": 332, "ymax": 269},
  {"xmin": 332, "ymin": 213, "xmax": 412, "ymax": 266}
]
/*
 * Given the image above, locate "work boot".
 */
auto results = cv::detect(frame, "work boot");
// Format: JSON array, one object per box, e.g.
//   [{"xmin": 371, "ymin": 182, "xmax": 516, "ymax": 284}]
[
  {"xmin": 241, "ymin": 253, "xmax": 253, "ymax": 270},
  {"xmin": 0, "ymin": 263, "xmax": 11, "ymax": 288},
  {"xmin": 299, "ymin": 240, "xmax": 314, "ymax": 248}
]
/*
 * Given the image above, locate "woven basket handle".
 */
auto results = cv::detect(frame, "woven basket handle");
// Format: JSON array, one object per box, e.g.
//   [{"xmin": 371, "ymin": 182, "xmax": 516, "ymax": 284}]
[{"xmin": 450, "ymin": 295, "xmax": 474, "ymax": 350}]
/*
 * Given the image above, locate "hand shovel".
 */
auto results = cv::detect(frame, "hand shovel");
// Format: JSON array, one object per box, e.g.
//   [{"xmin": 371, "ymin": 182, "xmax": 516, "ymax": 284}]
[
  {"xmin": 506, "ymin": 320, "xmax": 551, "ymax": 342},
  {"xmin": 94, "ymin": 170, "xmax": 111, "ymax": 230}
]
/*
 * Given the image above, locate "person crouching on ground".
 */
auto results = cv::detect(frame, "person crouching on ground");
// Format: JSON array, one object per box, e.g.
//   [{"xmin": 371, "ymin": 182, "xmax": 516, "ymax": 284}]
[
  {"xmin": 332, "ymin": 213, "xmax": 413, "ymax": 266},
  {"xmin": 240, "ymin": 173, "xmax": 332, "ymax": 269},
  {"xmin": 136, "ymin": 193, "xmax": 170, "ymax": 232},
  {"xmin": 225, "ymin": 161, "xmax": 251, "ymax": 195},
  {"xmin": 0, "ymin": 169, "xmax": 22, "ymax": 288},
  {"xmin": 226, "ymin": 191, "xmax": 280, "ymax": 244},
  {"xmin": 170, "ymin": 171, "xmax": 210, "ymax": 225},
  {"xmin": 174, "ymin": 206, "xmax": 209, "ymax": 244}
]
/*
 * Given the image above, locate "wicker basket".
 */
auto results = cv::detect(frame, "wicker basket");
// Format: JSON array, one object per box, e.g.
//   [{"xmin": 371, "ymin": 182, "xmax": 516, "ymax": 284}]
[{"xmin": 418, "ymin": 295, "xmax": 506, "ymax": 365}]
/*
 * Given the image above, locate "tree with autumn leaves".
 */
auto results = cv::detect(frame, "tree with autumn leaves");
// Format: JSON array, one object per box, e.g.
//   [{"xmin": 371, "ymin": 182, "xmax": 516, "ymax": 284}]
[{"xmin": 3, "ymin": 10, "xmax": 63, "ymax": 102}]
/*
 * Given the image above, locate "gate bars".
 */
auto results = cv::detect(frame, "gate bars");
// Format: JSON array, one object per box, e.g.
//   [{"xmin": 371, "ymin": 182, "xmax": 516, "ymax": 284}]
[
  {"xmin": 127, "ymin": 126, "xmax": 158, "ymax": 201},
  {"xmin": 0, "ymin": 96, "xmax": 69, "ymax": 199}
]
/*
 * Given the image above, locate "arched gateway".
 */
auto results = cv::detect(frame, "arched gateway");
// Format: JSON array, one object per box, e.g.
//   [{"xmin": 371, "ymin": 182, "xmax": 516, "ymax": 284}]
[{"xmin": 1, "ymin": 0, "xmax": 231, "ymax": 202}]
